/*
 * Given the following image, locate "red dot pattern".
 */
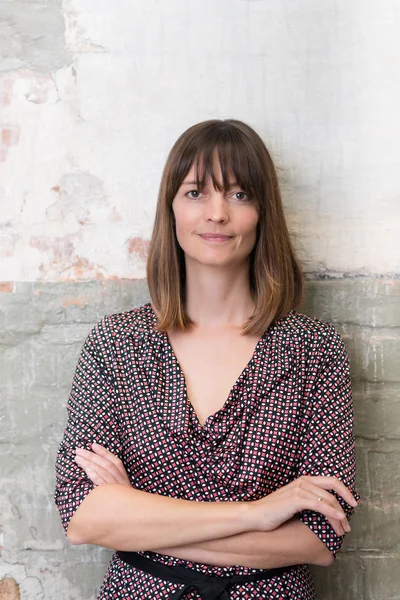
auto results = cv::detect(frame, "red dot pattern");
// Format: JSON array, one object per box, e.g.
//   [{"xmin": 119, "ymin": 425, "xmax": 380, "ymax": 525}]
[{"xmin": 54, "ymin": 302, "xmax": 359, "ymax": 599}]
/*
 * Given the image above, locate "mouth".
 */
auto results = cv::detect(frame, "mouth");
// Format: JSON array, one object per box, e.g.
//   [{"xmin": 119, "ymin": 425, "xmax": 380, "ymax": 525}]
[{"xmin": 198, "ymin": 234, "xmax": 234, "ymax": 242}]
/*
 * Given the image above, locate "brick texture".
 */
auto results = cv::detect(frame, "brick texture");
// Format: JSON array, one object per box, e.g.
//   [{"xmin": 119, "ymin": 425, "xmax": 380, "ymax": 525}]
[
  {"xmin": 0, "ymin": 278, "xmax": 399, "ymax": 598},
  {"xmin": 0, "ymin": 579, "xmax": 20, "ymax": 600}
]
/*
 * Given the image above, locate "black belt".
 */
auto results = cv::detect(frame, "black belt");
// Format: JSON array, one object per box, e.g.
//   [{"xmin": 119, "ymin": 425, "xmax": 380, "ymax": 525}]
[{"xmin": 117, "ymin": 550, "xmax": 295, "ymax": 599}]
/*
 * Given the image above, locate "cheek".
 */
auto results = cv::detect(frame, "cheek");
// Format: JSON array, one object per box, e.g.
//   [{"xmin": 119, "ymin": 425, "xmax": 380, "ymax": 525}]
[
  {"xmin": 174, "ymin": 214, "xmax": 192, "ymax": 239},
  {"xmin": 239, "ymin": 214, "xmax": 259, "ymax": 252},
  {"xmin": 242, "ymin": 211, "xmax": 259, "ymax": 239},
  {"xmin": 173, "ymin": 206, "xmax": 197, "ymax": 245}
]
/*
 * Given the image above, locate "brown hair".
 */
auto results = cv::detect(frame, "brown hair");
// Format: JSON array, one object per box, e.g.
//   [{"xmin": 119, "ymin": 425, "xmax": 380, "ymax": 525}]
[{"xmin": 146, "ymin": 119, "xmax": 303, "ymax": 336}]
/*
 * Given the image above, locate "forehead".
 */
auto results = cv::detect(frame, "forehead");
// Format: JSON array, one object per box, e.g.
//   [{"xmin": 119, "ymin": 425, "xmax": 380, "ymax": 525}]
[
  {"xmin": 182, "ymin": 162, "xmax": 236, "ymax": 185},
  {"xmin": 180, "ymin": 151, "xmax": 239, "ymax": 190}
]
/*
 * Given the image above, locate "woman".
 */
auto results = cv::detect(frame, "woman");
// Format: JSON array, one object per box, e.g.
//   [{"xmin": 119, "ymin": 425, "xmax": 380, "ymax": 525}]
[{"xmin": 54, "ymin": 119, "xmax": 360, "ymax": 600}]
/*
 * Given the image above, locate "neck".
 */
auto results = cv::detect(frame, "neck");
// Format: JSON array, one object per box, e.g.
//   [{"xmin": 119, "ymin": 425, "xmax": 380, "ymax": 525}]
[{"xmin": 184, "ymin": 257, "xmax": 255, "ymax": 329}]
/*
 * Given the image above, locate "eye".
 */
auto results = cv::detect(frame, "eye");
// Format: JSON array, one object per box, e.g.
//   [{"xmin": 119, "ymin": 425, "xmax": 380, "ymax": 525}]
[
  {"xmin": 187, "ymin": 189, "xmax": 201, "ymax": 199},
  {"xmin": 232, "ymin": 191, "xmax": 250, "ymax": 202}
]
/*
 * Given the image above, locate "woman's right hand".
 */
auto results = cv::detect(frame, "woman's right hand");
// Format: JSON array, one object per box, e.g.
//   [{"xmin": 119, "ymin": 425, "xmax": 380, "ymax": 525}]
[
  {"xmin": 248, "ymin": 476, "xmax": 359, "ymax": 537},
  {"xmin": 75, "ymin": 443, "xmax": 132, "ymax": 488}
]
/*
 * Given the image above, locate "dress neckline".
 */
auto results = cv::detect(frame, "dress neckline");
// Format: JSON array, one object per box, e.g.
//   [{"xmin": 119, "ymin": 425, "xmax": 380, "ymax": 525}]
[
  {"xmin": 144, "ymin": 302, "xmax": 272, "ymax": 431},
  {"xmin": 167, "ymin": 328, "xmax": 268, "ymax": 429}
]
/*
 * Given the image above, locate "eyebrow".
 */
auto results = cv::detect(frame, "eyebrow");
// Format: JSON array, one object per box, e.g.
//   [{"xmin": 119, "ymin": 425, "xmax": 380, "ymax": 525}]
[{"xmin": 182, "ymin": 180, "xmax": 239, "ymax": 188}]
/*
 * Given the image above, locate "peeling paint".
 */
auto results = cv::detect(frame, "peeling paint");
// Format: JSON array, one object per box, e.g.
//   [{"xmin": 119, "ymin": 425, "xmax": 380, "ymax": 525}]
[
  {"xmin": 29, "ymin": 234, "xmax": 111, "ymax": 281},
  {"xmin": 0, "ymin": 70, "xmax": 59, "ymax": 109},
  {"xmin": 110, "ymin": 206, "xmax": 123, "ymax": 222},
  {"xmin": 62, "ymin": 295, "xmax": 88, "ymax": 308},
  {"xmin": 1, "ymin": 127, "xmax": 20, "ymax": 148},
  {"xmin": 0, "ymin": 282, "xmax": 14, "ymax": 293},
  {"xmin": 0, "ymin": 2, "xmax": 399, "ymax": 282},
  {"xmin": 0, "ymin": 0, "xmax": 71, "ymax": 72},
  {"xmin": 58, "ymin": 171, "xmax": 109, "ymax": 225},
  {"xmin": 13, "ymin": 73, "xmax": 59, "ymax": 105},
  {"xmin": 0, "ymin": 562, "xmax": 43, "ymax": 600},
  {"xmin": 0, "ymin": 125, "xmax": 20, "ymax": 162},
  {"xmin": 68, "ymin": 255, "xmax": 106, "ymax": 280},
  {"xmin": 30, "ymin": 234, "xmax": 77, "ymax": 264},
  {"xmin": 0, "ymin": 74, "xmax": 15, "ymax": 107},
  {"xmin": 126, "ymin": 236, "xmax": 150, "ymax": 261},
  {"xmin": 0, "ymin": 578, "xmax": 20, "ymax": 600},
  {"xmin": 0, "ymin": 235, "xmax": 19, "ymax": 258}
]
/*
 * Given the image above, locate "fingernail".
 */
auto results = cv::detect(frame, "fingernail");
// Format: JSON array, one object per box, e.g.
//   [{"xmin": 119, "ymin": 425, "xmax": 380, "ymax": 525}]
[{"xmin": 76, "ymin": 448, "xmax": 85, "ymax": 455}]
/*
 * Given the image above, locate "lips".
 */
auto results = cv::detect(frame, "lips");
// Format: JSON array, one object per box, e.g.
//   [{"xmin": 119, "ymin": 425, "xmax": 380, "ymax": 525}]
[{"xmin": 199, "ymin": 234, "xmax": 233, "ymax": 241}]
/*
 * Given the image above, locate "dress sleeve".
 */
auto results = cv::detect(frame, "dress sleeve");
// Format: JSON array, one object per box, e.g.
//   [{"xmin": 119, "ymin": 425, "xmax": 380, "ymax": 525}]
[
  {"xmin": 54, "ymin": 316, "xmax": 122, "ymax": 535},
  {"xmin": 295, "ymin": 325, "xmax": 360, "ymax": 558}
]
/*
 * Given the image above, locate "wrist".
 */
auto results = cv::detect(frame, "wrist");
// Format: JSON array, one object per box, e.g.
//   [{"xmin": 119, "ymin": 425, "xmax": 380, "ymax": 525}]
[{"xmin": 235, "ymin": 500, "xmax": 259, "ymax": 532}]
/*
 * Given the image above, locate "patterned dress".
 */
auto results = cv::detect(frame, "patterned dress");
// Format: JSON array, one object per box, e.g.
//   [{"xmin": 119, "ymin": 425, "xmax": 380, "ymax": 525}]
[{"xmin": 54, "ymin": 302, "xmax": 359, "ymax": 599}]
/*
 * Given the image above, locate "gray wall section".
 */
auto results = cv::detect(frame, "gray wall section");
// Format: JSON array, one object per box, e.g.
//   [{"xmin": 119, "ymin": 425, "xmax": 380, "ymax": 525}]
[
  {"xmin": 0, "ymin": 0, "xmax": 71, "ymax": 72},
  {"xmin": 1, "ymin": 278, "xmax": 399, "ymax": 599}
]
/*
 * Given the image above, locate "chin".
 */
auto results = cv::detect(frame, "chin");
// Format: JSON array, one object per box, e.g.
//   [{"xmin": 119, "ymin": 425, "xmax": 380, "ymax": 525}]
[{"xmin": 191, "ymin": 253, "xmax": 239, "ymax": 268}]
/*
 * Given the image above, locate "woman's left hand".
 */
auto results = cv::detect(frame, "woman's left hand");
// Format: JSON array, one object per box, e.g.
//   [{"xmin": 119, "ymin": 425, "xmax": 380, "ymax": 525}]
[{"xmin": 74, "ymin": 443, "xmax": 132, "ymax": 487}]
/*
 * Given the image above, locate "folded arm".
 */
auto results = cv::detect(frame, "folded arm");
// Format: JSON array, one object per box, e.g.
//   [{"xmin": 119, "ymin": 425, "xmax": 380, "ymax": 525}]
[
  {"xmin": 74, "ymin": 447, "xmax": 333, "ymax": 567},
  {"xmin": 56, "ymin": 319, "xmax": 358, "ymax": 569},
  {"xmin": 70, "ymin": 445, "xmax": 356, "ymax": 570},
  {"xmin": 66, "ymin": 482, "xmax": 251, "ymax": 550},
  {"xmin": 153, "ymin": 518, "xmax": 334, "ymax": 568}
]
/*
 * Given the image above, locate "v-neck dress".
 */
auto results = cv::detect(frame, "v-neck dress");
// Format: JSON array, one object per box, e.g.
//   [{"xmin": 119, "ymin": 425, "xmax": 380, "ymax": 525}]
[{"xmin": 54, "ymin": 302, "xmax": 359, "ymax": 600}]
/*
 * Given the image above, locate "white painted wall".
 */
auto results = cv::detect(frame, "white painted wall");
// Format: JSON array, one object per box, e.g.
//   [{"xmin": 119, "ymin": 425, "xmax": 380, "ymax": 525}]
[{"xmin": 1, "ymin": 0, "xmax": 399, "ymax": 281}]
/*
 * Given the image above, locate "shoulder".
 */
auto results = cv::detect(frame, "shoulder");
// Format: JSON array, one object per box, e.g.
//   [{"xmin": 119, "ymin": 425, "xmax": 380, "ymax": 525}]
[
  {"xmin": 275, "ymin": 310, "xmax": 347, "ymax": 359},
  {"xmin": 87, "ymin": 302, "xmax": 156, "ymax": 348}
]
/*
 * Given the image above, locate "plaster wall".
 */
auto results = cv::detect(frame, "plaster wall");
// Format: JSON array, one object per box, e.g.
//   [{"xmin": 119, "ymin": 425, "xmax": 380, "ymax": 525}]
[{"xmin": 1, "ymin": 1, "xmax": 399, "ymax": 598}]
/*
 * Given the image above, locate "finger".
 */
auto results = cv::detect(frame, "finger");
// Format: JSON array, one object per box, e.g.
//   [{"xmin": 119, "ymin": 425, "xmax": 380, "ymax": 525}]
[
  {"xmin": 86, "ymin": 467, "xmax": 107, "ymax": 486},
  {"xmin": 90, "ymin": 444, "xmax": 131, "ymax": 484},
  {"xmin": 297, "ymin": 481, "xmax": 351, "ymax": 535},
  {"xmin": 75, "ymin": 455, "xmax": 119, "ymax": 483},
  {"xmin": 302, "ymin": 483, "xmax": 339, "ymax": 507},
  {"xmin": 74, "ymin": 456, "xmax": 107, "ymax": 485},
  {"xmin": 75, "ymin": 456, "xmax": 119, "ymax": 484},
  {"xmin": 324, "ymin": 506, "xmax": 350, "ymax": 535},
  {"xmin": 90, "ymin": 444, "xmax": 128, "ymax": 480},
  {"xmin": 75, "ymin": 448, "xmax": 122, "ymax": 480},
  {"xmin": 327, "ymin": 517, "xmax": 346, "ymax": 537},
  {"xmin": 91, "ymin": 443, "xmax": 121, "ymax": 463},
  {"xmin": 302, "ymin": 482, "xmax": 351, "ymax": 529},
  {"xmin": 301, "ymin": 490, "xmax": 348, "ymax": 524},
  {"xmin": 331, "ymin": 514, "xmax": 351, "ymax": 535},
  {"xmin": 303, "ymin": 476, "xmax": 358, "ymax": 507},
  {"xmin": 309, "ymin": 499, "xmax": 350, "ymax": 535},
  {"xmin": 75, "ymin": 454, "xmax": 131, "ymax": 486}
]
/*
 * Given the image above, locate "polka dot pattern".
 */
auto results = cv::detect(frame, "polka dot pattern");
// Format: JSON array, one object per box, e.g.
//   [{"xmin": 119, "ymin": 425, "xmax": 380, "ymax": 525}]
[{"xmin": 54, "ymin": 302, "xmax": 359, "ymax": 599}]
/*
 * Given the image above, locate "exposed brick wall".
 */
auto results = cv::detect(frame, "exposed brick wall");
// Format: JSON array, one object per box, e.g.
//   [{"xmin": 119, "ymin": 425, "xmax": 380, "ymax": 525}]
[
  {"xmin": 1, "ymin": 279, "xmax": 399, "ymax": 598},
  {"xmin": 0, "ymin": 579, "xmax": 20, "ymax": 600}
]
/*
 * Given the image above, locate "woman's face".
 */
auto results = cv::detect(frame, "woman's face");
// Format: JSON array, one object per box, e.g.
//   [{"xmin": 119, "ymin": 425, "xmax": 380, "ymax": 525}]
[{"xmin": 172, "ymin": 157, "xmax": 259, "ymax": 269}]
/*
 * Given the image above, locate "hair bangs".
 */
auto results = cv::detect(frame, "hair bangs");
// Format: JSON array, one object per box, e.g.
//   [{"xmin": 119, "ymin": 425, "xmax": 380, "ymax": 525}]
[
  {"xmin": 169, "ymin": 122, "xmax": 263, "ymax": 206},
  {"xmin": 191, "ymin": 132, "xmax": 262, "ymax": 205}
]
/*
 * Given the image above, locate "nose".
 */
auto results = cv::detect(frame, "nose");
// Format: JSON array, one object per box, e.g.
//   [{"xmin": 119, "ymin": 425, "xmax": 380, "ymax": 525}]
[{"xmin": 204, "ymin": 190, "xmax": 229, "ymax": 223}]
